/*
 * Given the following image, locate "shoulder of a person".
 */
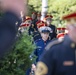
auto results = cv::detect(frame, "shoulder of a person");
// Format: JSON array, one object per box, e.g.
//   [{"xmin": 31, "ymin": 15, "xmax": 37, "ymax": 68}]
[
  {"xmin": 33, "ymin": 31, "xmax": 39, "ymax": 34},
  {"xmin": 45, "ymin": 38, "xmax": 64, "ymax": 51},
  {"xmin": 35, "ymin": 39, "xmax": 42, "ymax": 43},
  {"xmin": 50, "ymin": 24, "xmax": 56, "ymax": 27},
  {"xmin": 47, "ymin": 39, "xmax": 51, "ymax": 43}
]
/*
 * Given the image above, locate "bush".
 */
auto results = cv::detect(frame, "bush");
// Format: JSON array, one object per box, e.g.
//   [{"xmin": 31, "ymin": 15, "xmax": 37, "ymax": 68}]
[{"xmin": 0, "ymin": 31, "xmax": 36, "ymax": 75}]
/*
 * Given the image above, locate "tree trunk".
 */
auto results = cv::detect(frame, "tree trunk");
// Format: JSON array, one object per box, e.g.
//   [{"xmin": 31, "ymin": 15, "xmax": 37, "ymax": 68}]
[{"xmin": 41, "ymin": 0, "xmax": 48, "ymax": 20}]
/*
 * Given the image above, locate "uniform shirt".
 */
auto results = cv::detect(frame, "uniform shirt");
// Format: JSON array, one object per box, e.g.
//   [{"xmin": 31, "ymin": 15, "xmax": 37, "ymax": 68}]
[
  {"xmin": 49, "ymin": 25, "xmax": 57, "ymax": 40},
  {"xmin": 0, "ymin": 12, "xmax": 21, "ymax": 58},
  {"xmin": 34, "ymin": 39, "xmax": 51, "ymax": 62},
  {"xmin": 35, "ymin": 35, "xmax": 76, "ymax": 75}
]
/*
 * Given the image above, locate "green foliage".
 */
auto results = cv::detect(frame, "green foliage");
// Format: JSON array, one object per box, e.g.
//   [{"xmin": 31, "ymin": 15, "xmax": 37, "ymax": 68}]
[
  {"xmin": 48, "ymin": 0, "xmax": 76, "ymax": 27},
  {"xmin": 0, "ymin": 31, "xmax": 36, "ymax": 75},
  {"xmin": 28, "ymin": 0, "xmax": 41, "ymax": 12},
  {"xmin": 28, "ymin": 0, "xmax": 76, "ymax": 27},
  {"xmin": 27, "ymin": 5, "xmax": 35, "ymax": 16}
]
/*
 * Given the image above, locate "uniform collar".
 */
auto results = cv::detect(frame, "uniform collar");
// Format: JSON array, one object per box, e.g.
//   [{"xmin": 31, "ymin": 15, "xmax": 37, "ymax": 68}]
[
  {"xmin": 63, "ymin": 35, "xmax": 76, "ymax": 49},
  {"xmin": 43, "ymin": 38, "xmax": 50, "ymax": 42}
]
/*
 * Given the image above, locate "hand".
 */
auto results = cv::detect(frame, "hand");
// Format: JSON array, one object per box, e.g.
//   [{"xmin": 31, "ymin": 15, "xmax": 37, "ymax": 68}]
[
  {"xmin": 32, "ymin": 64, "xmax": 36, "ymax": 71},
  {"xmin": 0, "ymin": 0, "xmax": 27, "ymax": 17}
]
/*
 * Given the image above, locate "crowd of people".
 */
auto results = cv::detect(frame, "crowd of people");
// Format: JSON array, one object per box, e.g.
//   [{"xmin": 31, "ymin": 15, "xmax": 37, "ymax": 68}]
[
  {"xmin": 19, "ymin": 12, "xmax": 57, "ymax": 75},
  {"xmin": 19, "ymin": 12, "xmax": 69, "ymax": 75},
  {"xmin": 19, "ymin": 12, "xmax": 68, "ymax": 41},
  {"xmin": 35, "ymin": 12, "xmax": 76, "ymax": 75},
  {"xmin": 0, "ymin": 0, "xmax": 76, "ymax": 75}
]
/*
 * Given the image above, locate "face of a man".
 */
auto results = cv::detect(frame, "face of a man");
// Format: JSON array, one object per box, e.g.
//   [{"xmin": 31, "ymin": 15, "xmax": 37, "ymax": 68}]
[
  {"xmin": 32, "ymin": 14, "xmax": 36, "ymax": 20},
  {"xmin": 37, "ymin": 16, "xmax": 41, "ymax": 20},
  {"xmin": 46, "ymin": 19, "xmax": 52, "ymax": 26},
  {"xmin": 41, "ymin": 32, "xmax": 49, "ymax": 41},
  {"xmin": 67, "ymin": 24, "xmax": 76, "ymax": 42}
]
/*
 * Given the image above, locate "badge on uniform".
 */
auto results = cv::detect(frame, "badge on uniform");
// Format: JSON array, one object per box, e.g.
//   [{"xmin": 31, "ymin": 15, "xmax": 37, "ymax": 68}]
[
  {"xmin": 35, "ymin": 62, "xmax": 48, "ymax": 75},
  {"xmin": 63, "ymin": 61, "xmax": 74, "ymax": 66}
]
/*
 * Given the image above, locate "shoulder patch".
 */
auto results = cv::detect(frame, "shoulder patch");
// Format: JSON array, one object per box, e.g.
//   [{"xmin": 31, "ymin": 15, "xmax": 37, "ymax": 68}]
[
  {"xmin": 35, "ymin": 62, "xmax": 48, "ymax": 75},
  {"xmin": 45, "ymin": 38, "xmax": 64, "ymax": 50}
]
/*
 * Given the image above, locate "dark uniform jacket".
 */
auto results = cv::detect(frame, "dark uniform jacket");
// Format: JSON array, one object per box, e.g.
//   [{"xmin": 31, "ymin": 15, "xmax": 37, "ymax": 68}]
[
  {"xmin": 0, "ymin": 12, "xmax": 21, "ymax": 57},
  {"xmin": 35, "ymin": 35, "xmax": 76, "ymax": 75},
  {"xmin": 49, "ymin": 24, "xmax": 57, "ymax": 40},
  {"xmin": 33, "ymin": 31, "xmax": 41, "ymax": 41},
  {"xmin": 34, "ymin": 38, "xmax": 51, "ymax": 62}
]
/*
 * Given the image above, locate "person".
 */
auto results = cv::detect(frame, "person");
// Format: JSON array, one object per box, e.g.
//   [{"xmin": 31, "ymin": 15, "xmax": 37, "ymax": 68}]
[
  {"xmin": 29, "ymin": 12, "xmax": 38, "ymax": 35},
  {"xmin": 26, "ymin": 26, "xmax": 51, "ymax": 75},
  {"xmin": 34, "ymin": 26, "xmax": 51, "ymax": 62},
  {"xmin": 32, "ymin": 26, "xmax": 51, "ymax": 72},
  {"xmin": 33, "ymin": 20, "xmax": 46, "ymax": 41},
  {"xmin": 35, "ymin": 12, "xmax": 76, "ymax": 75},
  {"xmin": 45, "ymin": 15, "xmax": 57, "ymax": 40},
  {"xmin": 19, "ymin": 17, "xmax": 32, "ymax": 33},
  {"xmin": 0, "ymin": 0, "xmax": 26, "ymax": 57},
  {"xmin": 37, "ymin": 12, "xmax": 41, "ymax": 21}
]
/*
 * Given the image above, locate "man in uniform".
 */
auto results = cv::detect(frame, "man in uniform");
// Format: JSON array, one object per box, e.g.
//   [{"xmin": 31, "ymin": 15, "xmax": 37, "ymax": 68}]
[
  {"xmin": 19, "ymin": 17, "xmax": 32, "ymax": 33},
  {"xmin": 0, "ymin": 0, "xmax": 25, "ymax": 58},
  {"xmin": 27, "ymin": 26, "xmax": 51, "ymax": 75},
  {"xmin": 31, "ymin": 12, "xmax": 38, "ymax": 31},
  {"xmin": 32, "ymin": 26, "xmax": 51, "ymax": 71},
  {"xmin": 29, "ymin": 12, "xmax": 38, "ymax": 35},
  {"xmin": 33, "ymin": 20, "xmax": 46, "ymax": 41},
  {"xmin": 37, "ymin": 12, "xmax": 41, "ymax": 21},
  {"xmin": 35, "ymin": 12, "xmax": 76, "ymax": 75},
  {"xmin": 45, "ymin": 15, "xmax": 57, "ymax": 40}
]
